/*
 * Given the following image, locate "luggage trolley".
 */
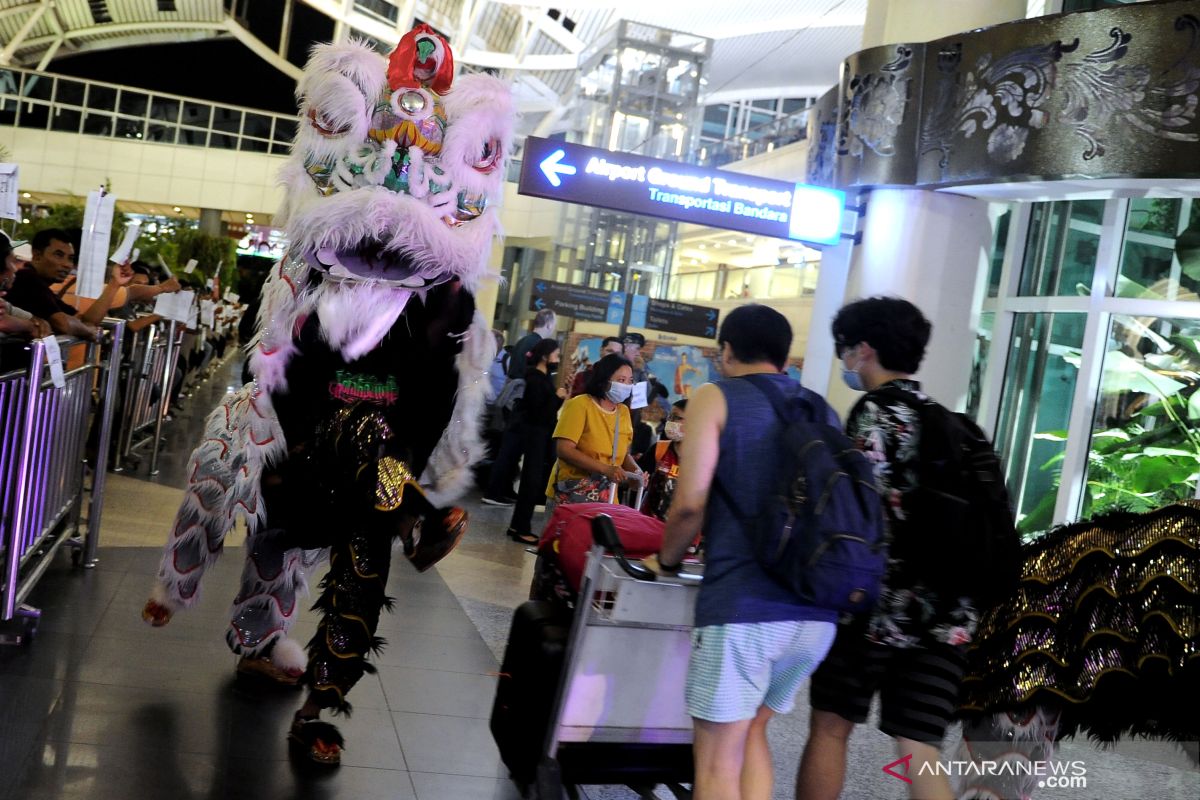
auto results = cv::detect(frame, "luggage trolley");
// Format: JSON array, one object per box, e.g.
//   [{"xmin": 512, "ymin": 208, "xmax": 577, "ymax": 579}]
[{"xmin": 530, "ymin": 514, "xmax": 703, "ymax": 800}]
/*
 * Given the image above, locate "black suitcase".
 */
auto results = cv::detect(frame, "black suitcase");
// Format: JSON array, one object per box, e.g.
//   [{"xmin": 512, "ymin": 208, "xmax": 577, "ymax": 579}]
[{"xmin": 490, "ymin": 600, "xmax": 572, "ymax": 788}]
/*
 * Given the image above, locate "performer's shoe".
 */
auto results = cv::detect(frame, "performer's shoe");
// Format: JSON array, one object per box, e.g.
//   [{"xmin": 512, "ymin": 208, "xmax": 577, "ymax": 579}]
[
  {"xmin": 141, "ymin": 599, "xmax": 174, "ymax": 627},
  {"xmin": 236, "ymin": 655, "xmax": 304, "ymax": 687},
  {"xmin": 288, "ymin": 713, "xmax": 343, "ymax": 766},
  {"xmin": 407, "ymin": 507, "xmax": 469, "ymax": 572}
]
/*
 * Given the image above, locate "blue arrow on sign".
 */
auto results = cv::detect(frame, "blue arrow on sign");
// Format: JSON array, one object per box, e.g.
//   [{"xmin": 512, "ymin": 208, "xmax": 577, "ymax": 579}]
[
  {"xmin": 535, "ymin": 281, "xmax": 546, "ymax": 293},
  {"xmin": 539, "ymin": 149, "xmax": 576, "ymax": 188},
  {"xmin": 706, "ymin": 309, "xmax": 717, "ymax": 321},
  {"xmin": 535, "ymin": 297, "xmax": 545, "ymax": 310},
  {"xmin": 705, "ymin": 325, "xmax": 715, "ymax": 337}
]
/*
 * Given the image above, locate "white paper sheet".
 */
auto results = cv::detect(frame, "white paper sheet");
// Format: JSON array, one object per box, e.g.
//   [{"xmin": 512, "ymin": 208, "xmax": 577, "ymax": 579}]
[
  {"xmin": 200, "ymin": 299, "xmax": 215, "ymax": 327},
  {"xmin": 76, "ymin": 190, "xmax": 117, "ymax": 299},
  {"xmin": 109, "ymin": 220, "xmax": 141, "ymax": 264},
  {"xmin": 0, "ymin": 163, "xmax": 19, "ymax": 221},
  {"xmin": 41, "ymin": 335, "xmax": 65, "ymax": 389},
  {"xmin": 153, "ymin": 289, "xmax": 194, "ymax": 323},
  {"xmin": 630, "ymin": 381, "xmax": 649, "ymax": 410},
  {"xmin": 184, "ymin": 259, "xmax": 198, "ymax": 274}
]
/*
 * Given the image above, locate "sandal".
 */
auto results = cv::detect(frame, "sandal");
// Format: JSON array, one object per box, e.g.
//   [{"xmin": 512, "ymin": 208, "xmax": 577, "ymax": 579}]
[
  {"xmin": 237, "ymin": 655, "xmax": 303, "ymax": 687},
  {"xmin": 507, "ymin": 529, "xmax": 538, "ymax": 545},
  {"xmin": 408, "ymin": 507, "xmax": 469, "ymax": 572},
  {"xmin": 288, "ymin": 714, "xmax": 344, "ymax": 766},
  {"xmin": 141, "ymin": 599, "xmax": 173, "ymax": 627}
]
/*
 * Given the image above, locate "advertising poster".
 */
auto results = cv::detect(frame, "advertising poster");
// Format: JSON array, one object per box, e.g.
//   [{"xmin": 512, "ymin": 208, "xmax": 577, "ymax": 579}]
[{"xmin": 648, "ymin": 345, "xmax": 711, "ymax": 401}]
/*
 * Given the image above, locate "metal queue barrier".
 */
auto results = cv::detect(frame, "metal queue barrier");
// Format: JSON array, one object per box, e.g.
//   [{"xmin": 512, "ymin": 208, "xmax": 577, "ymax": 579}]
[
  {"xmin": 0, "ymin": 320, "xmax": 125, "ymax": 644},
  {"xmin": 111, "ymin": 320, "xmax": 183, "ymax": 475}
]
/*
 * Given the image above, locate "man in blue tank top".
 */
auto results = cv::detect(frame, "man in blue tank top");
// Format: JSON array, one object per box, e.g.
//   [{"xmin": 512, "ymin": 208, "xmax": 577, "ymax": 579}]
[{"xmin": 645, "ymin": 304, "xmax": 838, "ymax": 800}]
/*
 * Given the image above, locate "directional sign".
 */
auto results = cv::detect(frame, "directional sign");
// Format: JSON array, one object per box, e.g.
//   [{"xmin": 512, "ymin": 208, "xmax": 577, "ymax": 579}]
[
  {"xmin": 530, "ymin": 279, "xmax": 626, "ymax": 324},
  {"xmin": 519, "ymin": 136, "xmax": 845, "ymax": 245},
  {"xmin": 644, "ymin": 299, "xmax": 720, "ymax": 338}
]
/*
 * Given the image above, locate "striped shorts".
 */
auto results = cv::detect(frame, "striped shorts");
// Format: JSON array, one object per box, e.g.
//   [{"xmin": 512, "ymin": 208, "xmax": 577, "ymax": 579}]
[
  {"xmin": 685, "ymin": 620, "xmax": 837, "ymax": 723},
  {"xmin": 809, "ymin": 628, "xmax": 968, "ymax": 744}
]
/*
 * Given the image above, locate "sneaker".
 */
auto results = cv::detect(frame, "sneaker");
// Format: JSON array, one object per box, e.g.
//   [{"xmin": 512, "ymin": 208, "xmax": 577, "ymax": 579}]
[{"xmin": 481, "ymin": 495, "xmax": 515, "ymax": 507}]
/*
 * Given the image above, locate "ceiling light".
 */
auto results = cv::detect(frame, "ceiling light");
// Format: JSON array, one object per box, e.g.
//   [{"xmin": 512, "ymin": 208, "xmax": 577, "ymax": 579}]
[
  {"xmin": 173, "ymin": 206, "xmax": 182, "ymax": 213},
  {"xmin": 22, "ymin": 218, "xmax": 29, "ymax": 224},
  {"xmin": 698, "ymin": 244, "xmax": 706, "ymax": 250},
  {"xmin": 728, "ymin": 239, "xmax": 737, "ymax": 246},
  {"xmin": 22, "ymin": 192, "xmax": 30, "ymax": 198}
]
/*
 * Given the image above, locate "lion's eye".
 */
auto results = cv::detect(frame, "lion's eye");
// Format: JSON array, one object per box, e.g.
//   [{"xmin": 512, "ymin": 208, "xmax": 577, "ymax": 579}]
[
  {"xmin": 472, "ymin": 138, "xmax": 502, "ymax": 172},
  {"xmin": 308, "ymin": 108, "xmax": 352, "ymax": 137}
]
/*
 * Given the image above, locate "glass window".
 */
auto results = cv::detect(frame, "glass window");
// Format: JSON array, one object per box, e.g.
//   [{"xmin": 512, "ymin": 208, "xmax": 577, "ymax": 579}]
[
  {"xmin": 55, "ymin": 78, "xmax": 86, "ymax": 107},
  {"xmin": 212, "ymin": 108, "xmax": 242, "ymax": 135},
  {"xmin": 965, "ymin": 312, "xmax": 995, "ymax": 422},
  {"xmin": 87, "ymin": 85, "xmax": 117, "ymax": 111},
  {"xmin": 994, "ymin": 312, "xmax": 1086, "ymax": 533},
  {"xmin": 119, "ymin": 90, "xmax": 148, "ymax": 116},
  {"xmin": 272, "ymin": 117, "xmax": 296, "ymax": 144},
  {"xmin": 115, "ymin": 116, "xmax": 145, "ymax": 139},
  {"xmin": 150, "ymin": 97, "xmax": 180, "ymax": 124},
  {"xmin": 0, "ymin": 98, "xmax": 15, "ymax": 126},
  {"xmin": 1116, "ymin": 198, "xmax": 1199, "ymax": 300},
  {"xmin": 988, "ymin": 207, "xmax": 1012, "ymax": 297},
  {"xmin": 209, "ymin": 133, "xmax": 236, "ymax": 149},
  {"xmin": 181, "ymin": 102, "xmax": 212, "ymax": 128},
  {"xmin": 146, "ymin": 123, "xmax": 178, "ymax": 144},
  {"xmin": 1082, "ymin": 315, "xmax": 1200, "ymax": 517},
  {"xmin": 243, "ymin": 112, "xmax": 272, "ymax": 139},
  {"xmin": 177, "ymin": 127, "xmax": 209, "ymax": 147},
  {"xmin": 1018, "ymin": 200, "xmax": 1103, "ymax": 296},
  {"xmin": 240, "ymin": 137, "xmax": 270, "ymax": 153},
  {"xmin": 17, "ymin": 101, "xmax": 48, "ymax": 129},
  {"xmin": 21, "ymin": 74, "xmax": 51, "ymax": 102},
  {"xmin": 50, "ymin": 107, "xmax": 82, "ymax": 133},
  {"xmin": 82, "ymin": 112, "xmax": 114, "ymax": 136}
]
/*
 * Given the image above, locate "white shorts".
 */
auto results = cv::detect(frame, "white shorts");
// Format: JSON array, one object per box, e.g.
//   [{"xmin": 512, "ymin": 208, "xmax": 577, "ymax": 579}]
[{"xmin": 685, "ymin": 620, "xmax": 836, "ymax": 723}]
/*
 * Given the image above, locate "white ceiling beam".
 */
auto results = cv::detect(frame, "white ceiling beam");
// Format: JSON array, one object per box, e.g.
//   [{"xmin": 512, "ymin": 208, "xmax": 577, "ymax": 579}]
[
  {"xmin": 20, "ymin": 21, "xmax": 227, "ymax": 51},
  {"xmin": 0, "ymin": 0, "xmax": 50, "ymax": 65},
  {"xmin": 459, "ymin": 49, "xmax": 578, "ymax": 71},
  {"xmin": 35, "ymin": 34, "xmax": 63, "ymax": 70},
  {"xmin": 396, "ymin": 0, "xmax": 416, "ymax": 32},
  {"xmin": 0, "ymin": 1, "xmax": 42, "ymax": 24},
  {"xmin": 519, "ymin": 6, "xmax": 586, "ymax": 53}
]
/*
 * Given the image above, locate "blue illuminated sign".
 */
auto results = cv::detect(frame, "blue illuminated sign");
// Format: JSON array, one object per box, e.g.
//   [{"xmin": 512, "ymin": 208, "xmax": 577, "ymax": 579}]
[{"xmin": 518, "ymin": 137, "xmax": 845, "ymax": 245}]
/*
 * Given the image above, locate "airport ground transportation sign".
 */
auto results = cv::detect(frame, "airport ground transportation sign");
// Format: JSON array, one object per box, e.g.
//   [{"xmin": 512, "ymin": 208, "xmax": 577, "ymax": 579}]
[
  {"xmin": 518, "ymin": 136, "xmax": 845, "ymax": 246},
  {"xmin": 530, "ymin": 279, "xmax": 626, "ymax": 324}
]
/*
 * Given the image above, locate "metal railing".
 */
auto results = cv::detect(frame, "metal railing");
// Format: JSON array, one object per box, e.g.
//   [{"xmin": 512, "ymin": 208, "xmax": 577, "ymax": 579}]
[
  {"xmin": 0, "ymin": 66, "xmax": 295, "ymax": 155},
  {"xmin": 112, "ymin": 320, "xmax": 184, "ymax": 476},
  {"xmin": 696, "ymin": 108, "xmax": 810, "ymax": 168},
  {"xmin": 0, "ymin": 320, "xmax": 125, "ymax": 638}
]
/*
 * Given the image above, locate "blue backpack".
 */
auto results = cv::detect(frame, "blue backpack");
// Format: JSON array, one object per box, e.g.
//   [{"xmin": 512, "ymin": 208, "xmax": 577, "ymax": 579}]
[{"xmin": 716, "ymin": 375, "xmax": 887, "ymax": 614}]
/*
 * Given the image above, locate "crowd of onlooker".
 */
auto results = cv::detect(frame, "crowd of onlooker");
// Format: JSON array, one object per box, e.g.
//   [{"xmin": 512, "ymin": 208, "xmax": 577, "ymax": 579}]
[
  {"xmin": 1, "ymin": 227, "xmax": 245, "ymax": 456},
  {"xmin": 481, "ymin": 309, "xmax": 684, "ymax": 543}
]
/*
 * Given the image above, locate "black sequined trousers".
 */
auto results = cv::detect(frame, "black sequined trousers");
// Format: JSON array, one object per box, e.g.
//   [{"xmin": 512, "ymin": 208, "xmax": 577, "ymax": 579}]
[{"xmin": 305, "ymin": 523, "xmax": 396, "ymax": 714}]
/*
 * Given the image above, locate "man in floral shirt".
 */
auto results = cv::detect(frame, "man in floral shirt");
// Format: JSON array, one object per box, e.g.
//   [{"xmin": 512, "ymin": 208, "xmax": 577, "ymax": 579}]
[{"xmin": 798, "ymin": 297, "xmax": 973, "ymax": 800}]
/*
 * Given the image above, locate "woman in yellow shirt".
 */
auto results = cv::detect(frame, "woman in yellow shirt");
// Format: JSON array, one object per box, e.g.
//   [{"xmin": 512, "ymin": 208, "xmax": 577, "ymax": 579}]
[{"xmin": 547, "ymin": 353, "xmax": 645, "ymax": 504}]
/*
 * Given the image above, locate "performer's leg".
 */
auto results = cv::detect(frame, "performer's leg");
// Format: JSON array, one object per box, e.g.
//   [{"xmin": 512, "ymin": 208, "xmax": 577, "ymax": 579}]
[{"xmin": 227, "ymin": 527, "xmax": 309, "ymax": 685}]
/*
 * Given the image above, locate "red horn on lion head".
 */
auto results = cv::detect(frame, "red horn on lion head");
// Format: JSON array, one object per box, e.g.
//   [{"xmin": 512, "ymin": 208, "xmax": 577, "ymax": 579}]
[{"xmin": 387, "ymin": 24, "xmax": 455, "ymax": 95}]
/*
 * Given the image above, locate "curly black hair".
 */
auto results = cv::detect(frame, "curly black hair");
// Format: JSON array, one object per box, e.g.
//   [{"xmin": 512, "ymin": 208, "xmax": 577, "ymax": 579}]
[{"xmin": 831, "ymin": 297, "xmax": 931, "ymax": 374}]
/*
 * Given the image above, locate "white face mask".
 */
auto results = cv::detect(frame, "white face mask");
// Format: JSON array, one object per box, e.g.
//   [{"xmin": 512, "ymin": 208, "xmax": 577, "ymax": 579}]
[
  {"xmin": 664, "ymin": 420, "xmax": 684, "ymax": 441},
  {"xmin": 606, "ymin": 381, "xmax": 634, "ymax": 404}
]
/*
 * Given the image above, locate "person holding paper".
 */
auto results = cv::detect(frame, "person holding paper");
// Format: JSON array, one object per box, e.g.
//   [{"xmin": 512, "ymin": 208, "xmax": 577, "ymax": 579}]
[{"xmin": 6, "ymin": 228, "xmax": 130, "ymax": 339}]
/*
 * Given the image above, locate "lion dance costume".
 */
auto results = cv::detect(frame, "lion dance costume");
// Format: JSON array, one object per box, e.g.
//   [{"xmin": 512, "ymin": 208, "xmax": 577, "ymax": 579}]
[
  {"xmin": 142, "ymin": 27, "xmax": 512, "ymax": 763},
  {"xmin": 954, "ymin": 502, "xmax": 1199, "ymax": 799}
]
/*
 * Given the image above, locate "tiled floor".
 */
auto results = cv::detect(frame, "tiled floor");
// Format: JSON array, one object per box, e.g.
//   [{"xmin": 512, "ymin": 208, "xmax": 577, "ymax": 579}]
[{"xmin": 2, "ymin": 354, "xmax": 1197, "ymax": 800}]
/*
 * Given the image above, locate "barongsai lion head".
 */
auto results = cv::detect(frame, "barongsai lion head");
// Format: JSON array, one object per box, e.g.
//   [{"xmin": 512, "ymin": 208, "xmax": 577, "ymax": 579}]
[{"xmin": 277, "ymin": 25, "xmax": 514, "ymax": 295}]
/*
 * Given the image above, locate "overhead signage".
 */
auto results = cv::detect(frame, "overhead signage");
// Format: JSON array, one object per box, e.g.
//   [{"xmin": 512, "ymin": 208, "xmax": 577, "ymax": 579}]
[
  {"xmin": 630, "ymin": 297, "xmax": 719, "ymax": 338},
  {"xmin": 530, "ymin": 279, "xmax": 626, "ymax": 324},
  {"xmin": 519, "ymin": 136, "xmax": 845, "ymax": 246}
]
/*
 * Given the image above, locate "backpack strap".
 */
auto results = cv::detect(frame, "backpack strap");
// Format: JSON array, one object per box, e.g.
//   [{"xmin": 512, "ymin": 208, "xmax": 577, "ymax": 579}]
[{"xmin": 713, "ymin": 374, "xmax": 811, "ymax": 520}]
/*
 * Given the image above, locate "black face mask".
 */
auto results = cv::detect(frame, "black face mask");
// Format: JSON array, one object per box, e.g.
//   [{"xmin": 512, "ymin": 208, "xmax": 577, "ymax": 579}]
[{"xmin": 547, "ymin": 362, "xmax": 559, "ymax": 374}]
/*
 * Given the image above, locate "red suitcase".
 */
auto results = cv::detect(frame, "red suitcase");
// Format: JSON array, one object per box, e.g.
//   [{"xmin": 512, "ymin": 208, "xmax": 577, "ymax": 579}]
[{"xmin": 531, "ymin": 503, "xmax": 663, "ymax": 605}]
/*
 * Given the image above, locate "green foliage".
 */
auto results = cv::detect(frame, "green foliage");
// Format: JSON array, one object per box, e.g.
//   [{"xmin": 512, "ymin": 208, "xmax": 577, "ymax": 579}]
[
  {"xmin": 14, "ymin": 200, "xmax": 130, "ymax": 255},
  {"xmin": 155, "ymin": 227, "xmax": 238, "ymax": 292}
]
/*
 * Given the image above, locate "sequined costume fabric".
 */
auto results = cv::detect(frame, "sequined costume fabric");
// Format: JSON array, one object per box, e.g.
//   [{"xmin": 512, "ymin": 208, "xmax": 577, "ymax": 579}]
[{"xmin": 960, "ymin": 502, "xmax": 1200, "ymax": 744}]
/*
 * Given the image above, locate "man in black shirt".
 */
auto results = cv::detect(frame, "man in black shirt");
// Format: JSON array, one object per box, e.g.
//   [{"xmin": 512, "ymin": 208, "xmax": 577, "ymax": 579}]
[
  {"xmin": 506, "ymin": 308, "xmax": 556, "ymax": 379},
  {"xmin": 5, "ymin": 228, "xmax": 130, "ymax": 340}
]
